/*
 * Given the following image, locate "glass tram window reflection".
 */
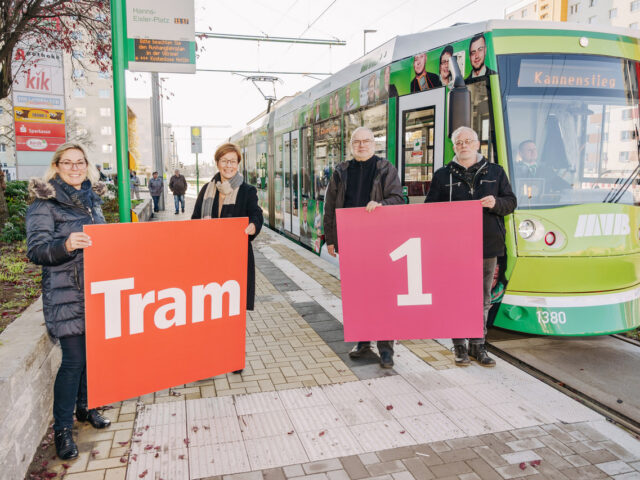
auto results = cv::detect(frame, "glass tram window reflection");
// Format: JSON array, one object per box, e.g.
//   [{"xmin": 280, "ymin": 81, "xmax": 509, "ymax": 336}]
[
  {"xmin": 343, "ymin": 103, "xmax": 387, "ymax": 161},
  {"xmin": 499, "ymin": 53, "xmax": 640, "ymax": 208},
  {"xmin": 403, "ymin": 107, "xmax": 435, "ymax": 199},
  {"xmin": 313, "ymin": 118, "xmax": 341, "ymax": 201},
  {"xmin": 468, "ymin": 81, "xmax": 494, "ymax": 162}
]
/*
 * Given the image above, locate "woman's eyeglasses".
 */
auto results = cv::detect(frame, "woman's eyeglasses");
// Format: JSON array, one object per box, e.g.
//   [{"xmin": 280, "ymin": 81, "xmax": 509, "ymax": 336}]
[
  {"xmin": 58, "ymin": 161, "xmax": 87, "ymax": 170},
  {"xmin": 219, "ymin": 160, "xmax": 239, "ymax": 166}
]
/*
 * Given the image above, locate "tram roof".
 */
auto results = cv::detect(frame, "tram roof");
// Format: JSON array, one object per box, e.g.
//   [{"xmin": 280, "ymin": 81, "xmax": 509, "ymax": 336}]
[{"xmin": 235, "ymin": 19, "xmax": 640, "ymax": 136}]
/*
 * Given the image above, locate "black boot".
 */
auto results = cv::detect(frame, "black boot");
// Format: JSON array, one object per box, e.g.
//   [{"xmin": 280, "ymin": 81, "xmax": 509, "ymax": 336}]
[
  {"xmin": 379, "ymin": 351, "xmax": 394, "ymax": 369},
  {"xmin": 453, "ymin": 344, "xmax": 471, "ymax": 366},
  {"xmin": 348, "ymin": 342, "xmax": 372, "ymax": 358},
  {"xmin": 54, "ymin": 428, "xmax": 78, "ymax": 460},
  {"xmin": 76, "ymin": 408, "xmax": 111, "ymax": 428},
  {"xmin": 469, "ymin": 343, "xmax": 496, "ymax": 367}
]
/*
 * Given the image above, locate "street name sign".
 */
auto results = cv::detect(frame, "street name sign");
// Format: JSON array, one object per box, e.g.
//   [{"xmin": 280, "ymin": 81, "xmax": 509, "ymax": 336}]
[{"xmin": 126, "ymin": 0, "xmax": 196, "ymax": 73}]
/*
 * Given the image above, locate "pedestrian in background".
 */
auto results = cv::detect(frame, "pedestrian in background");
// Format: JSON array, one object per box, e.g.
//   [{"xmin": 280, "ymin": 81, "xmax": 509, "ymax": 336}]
[
  {"xmin": 96, "ymin": 164, "xmax": 107, "ymax": 181},
  {"xmin": 323, "ymin": 126, "xmax": 403, "ymax": 369},
  {"xmin": 148, "ymin": 171, "xmax": 163, "ymax": 213},
  {"xmin": 192, "ymin": 143, "xmax": 264, "ymax": 373},
  {"xmin": 169, "ymin": 168, "xmax": 187, "ymax": 214},
  {"xmin": 425, "ymin": 126, "xmax": 516, "ymax": 367},
  {"xmin": 26, "ymin": 143, "xmax": 111, "ymax": 460},
  {"xmin": 130, "ymin": 170, "xmax": 141, "ymax": 200}
]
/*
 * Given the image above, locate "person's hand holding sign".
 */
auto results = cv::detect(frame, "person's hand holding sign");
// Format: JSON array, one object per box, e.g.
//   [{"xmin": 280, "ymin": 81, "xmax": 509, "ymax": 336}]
[
  {"xmin": 65, "ymin": 232, "xmax": 92, "ymax": 252},
  {"xmin": 245, "ymin": 223, "xmax": 256, "ymax": 235},
  {"xmin": 366, "ymin": 200, "xmax": 382, "ymax": 212},
  {"xmin": 480, "ymin": 195, "xmax": 496, "ymax": 209}
]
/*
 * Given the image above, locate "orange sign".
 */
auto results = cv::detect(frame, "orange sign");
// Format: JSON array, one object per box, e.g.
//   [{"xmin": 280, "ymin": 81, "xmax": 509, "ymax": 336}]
[
  {"xmin": 13, "ymin": 106, "xmax": 65, "ymax": 123},
  {"xmin": 83, "ymin": 218, "xmax": 248, "ymax": 408}
]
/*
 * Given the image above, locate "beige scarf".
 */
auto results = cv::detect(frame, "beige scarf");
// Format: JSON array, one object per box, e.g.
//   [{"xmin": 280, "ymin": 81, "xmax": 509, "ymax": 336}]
[{"xmin": 200, "ymin": 173, "xmax": 243, "ymax": 219}]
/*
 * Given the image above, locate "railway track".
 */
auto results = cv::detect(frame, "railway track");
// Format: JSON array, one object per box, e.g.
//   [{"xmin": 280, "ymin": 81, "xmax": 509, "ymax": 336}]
[{"xmin": 486, "ymin": 330, "xmax": 640, "ymax": 437}]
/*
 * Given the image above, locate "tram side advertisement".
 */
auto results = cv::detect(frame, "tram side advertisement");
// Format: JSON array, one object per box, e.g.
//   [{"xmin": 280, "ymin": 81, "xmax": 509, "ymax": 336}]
[{"xmin": 284, "ymin": 33, "xmax": 496, "ymax": 252}]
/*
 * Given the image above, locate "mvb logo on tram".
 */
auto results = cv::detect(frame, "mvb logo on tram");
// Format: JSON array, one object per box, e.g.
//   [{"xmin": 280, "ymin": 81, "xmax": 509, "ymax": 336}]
[
  {"xmin": 83, "ymin": 218, "xmax": 248, "ymax": 408},
  {"xmin": 574, "ymin": 213, "xmax": 630, "ymax": 237}
]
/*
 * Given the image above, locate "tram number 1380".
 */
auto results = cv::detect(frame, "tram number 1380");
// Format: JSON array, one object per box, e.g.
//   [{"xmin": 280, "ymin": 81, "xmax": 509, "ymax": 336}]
[{"xmin": 537, "ymin": 311, "xmax": 567, "ymax": 324}]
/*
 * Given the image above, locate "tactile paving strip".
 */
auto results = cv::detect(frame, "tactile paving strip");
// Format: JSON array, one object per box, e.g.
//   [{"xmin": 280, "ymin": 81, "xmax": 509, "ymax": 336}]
[
  {"xmin": 298, "ymin": 426, "xmax": 363, "ymax": 461},
  {"xmin": 350, "ymin": 419, "xmax": 417, "ymax": 451}
]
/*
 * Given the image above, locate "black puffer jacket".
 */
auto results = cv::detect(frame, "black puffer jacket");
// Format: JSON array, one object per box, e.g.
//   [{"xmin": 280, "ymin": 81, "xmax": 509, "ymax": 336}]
[
  {"xmin": 425, "ymin": 156, "xmax": 516, "ymax": 258},
  {"xmin": 26, "ymin": 177, "xmax": 106, "ymax": 339},
  {"xmin": 323, "ymin": 156, "xmax": 403, "ymax": 252}
]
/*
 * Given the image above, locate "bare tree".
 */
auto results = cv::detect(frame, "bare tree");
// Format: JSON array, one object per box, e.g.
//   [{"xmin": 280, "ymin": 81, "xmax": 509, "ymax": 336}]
[
  {"xmin": 66, "ymin": 112, "xmax": 94, "ymax": 150},
  {"xmin": 0, "ymin": 0, "xmax": 111, "ymax": 227}
]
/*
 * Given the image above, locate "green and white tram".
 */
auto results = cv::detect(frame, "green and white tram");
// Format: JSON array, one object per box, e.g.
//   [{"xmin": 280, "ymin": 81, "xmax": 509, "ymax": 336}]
[{"xmin": 231, "ymin": 20, "xmax": 640, "ymax": 336}]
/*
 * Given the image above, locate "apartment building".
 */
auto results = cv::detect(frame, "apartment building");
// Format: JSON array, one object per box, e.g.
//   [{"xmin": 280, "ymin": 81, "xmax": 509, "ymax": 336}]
[
  {"xmin": 506, "ymin": 0, "xmax": 640, "ymax": 28},
  {"xmin": 505, "ymin": 0, "xmax": 568, "ymax": 21}
]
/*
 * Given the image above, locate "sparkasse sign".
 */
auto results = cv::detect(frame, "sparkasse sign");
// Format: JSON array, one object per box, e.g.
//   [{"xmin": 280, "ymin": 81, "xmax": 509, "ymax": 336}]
[{"xmin": 83, "ymin": 218, "xmax": 248, "ymax": 407}]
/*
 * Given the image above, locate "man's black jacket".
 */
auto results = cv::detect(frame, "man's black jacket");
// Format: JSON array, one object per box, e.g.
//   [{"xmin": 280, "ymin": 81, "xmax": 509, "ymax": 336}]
[{"xmin": 425, "ymin": 156, "xmax": 516, "ymax": 258}]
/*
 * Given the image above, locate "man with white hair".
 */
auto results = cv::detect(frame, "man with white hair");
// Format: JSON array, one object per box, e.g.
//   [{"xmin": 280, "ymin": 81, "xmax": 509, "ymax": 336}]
[
  {"xmin": 324, "ymin": 126, "xmax": 403, "ymax": 368},
  {"xmin": 425, "ymin": 126, "xmax": 516, "ymax": 367}
]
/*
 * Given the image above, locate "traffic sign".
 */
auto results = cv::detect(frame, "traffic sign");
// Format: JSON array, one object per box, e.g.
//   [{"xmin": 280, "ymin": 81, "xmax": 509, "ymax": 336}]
[{"xmin": 191, "ymin": 126, "xmax": 202, "ymax": 154}]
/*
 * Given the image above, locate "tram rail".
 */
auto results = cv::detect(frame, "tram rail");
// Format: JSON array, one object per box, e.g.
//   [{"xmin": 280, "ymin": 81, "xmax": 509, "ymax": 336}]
[{"xmin": 486, "ymin": 333, "xmax": 640, "ymax": 438}]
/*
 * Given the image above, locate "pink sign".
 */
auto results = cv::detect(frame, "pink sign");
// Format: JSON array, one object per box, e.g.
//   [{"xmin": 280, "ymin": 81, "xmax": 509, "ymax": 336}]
[{"xmin": 336, "ymin": 201, "xmax": 483, "ymax": 341}]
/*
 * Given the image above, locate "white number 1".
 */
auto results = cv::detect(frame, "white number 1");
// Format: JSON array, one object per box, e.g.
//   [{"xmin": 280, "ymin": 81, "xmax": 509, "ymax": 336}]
[{"xmin": 389, "ymin": 238, "xmax": 433, "ymax": 307}]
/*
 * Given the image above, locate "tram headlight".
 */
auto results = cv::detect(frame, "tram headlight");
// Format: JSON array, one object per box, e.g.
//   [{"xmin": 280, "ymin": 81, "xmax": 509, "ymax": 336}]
[{"xmin": 518, "ymin": 220, "xmax": 536, "ymax": 239}]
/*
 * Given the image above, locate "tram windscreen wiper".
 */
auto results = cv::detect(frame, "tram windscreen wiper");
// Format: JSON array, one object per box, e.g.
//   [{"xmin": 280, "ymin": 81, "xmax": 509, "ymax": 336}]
[{"xmin": 604, "ymin": 124, "xmax": 640, "ymax": 203}]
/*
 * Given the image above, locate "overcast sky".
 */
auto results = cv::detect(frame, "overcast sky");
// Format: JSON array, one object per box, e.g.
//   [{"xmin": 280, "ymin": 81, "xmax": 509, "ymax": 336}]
[{"xmin": 125, "ymin": 0, "xmax": 521, "ymax": 165}]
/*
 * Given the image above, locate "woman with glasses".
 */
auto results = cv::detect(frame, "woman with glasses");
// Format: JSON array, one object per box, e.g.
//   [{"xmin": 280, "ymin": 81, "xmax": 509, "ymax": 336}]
[
  {"xmin": 26, "ymin": 143, "xmax": 111, "ymax": 460},
  {"xmin": 192, "ymin": 142, "xmax": 263, "ymax": 329}
]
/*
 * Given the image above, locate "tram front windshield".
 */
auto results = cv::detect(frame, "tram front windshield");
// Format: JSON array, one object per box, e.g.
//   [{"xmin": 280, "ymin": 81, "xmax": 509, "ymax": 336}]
[{"xmin": 499, "ymin": 54, "xmax": 640, "ymax": 209}]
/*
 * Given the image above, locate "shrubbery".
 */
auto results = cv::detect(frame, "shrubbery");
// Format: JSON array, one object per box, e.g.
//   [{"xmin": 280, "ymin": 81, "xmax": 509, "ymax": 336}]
[{"xmin": 1, "ymin": 181, "xmax": 29, "ymax": 243}]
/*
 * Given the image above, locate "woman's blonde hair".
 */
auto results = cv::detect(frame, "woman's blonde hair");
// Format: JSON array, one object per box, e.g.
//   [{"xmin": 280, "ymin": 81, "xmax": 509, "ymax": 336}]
[{"xmin": 43, "ymin": 142, "xmax": 99, "ymax": 184}]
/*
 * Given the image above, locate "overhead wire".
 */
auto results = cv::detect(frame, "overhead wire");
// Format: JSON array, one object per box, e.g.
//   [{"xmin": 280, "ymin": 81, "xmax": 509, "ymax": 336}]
[{"xmin": 419, "ymin": 0, "xmax": 481, "ymax": 31}]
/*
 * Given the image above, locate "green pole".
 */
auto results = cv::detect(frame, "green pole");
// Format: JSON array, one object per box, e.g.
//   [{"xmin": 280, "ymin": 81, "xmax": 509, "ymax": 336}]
[
  {"xmin": 110, "ymin": 0, "xmax": 131, "ymax": 222},
  {"xmin": 196, "ymin": 152, "xmax": 199, "ymax": 193}
]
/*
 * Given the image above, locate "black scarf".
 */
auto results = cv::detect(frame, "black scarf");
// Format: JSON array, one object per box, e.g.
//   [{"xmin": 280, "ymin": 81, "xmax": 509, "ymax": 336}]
[{"xmin": 54, "ymin": 176, "xmax": 94, "ymax": 210}]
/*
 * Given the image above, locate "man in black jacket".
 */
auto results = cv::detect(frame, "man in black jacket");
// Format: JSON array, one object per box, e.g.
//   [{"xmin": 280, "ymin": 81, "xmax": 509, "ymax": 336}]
[
  {"xmin": 425, "ymin": 126, "xmax": 516, "ymax": 367},
  {"xmin": 324, "ymin": 126, "xmax": 403, "ymax": 368}
]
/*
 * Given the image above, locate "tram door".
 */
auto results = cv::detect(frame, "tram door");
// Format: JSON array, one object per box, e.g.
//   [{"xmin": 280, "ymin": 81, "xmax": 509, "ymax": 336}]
[
  {"xmin": 290, "ymin": 131, "xmax": 300, "ymax": 237},
  {"xmin": 282, "ymin": 131, "xmax": 301, "ymax": 237},
  {"xmin": 397, "ymin": 89, "xmax": 445, "ymax": 203},
  {"xmin": 282, "ymin": 133, "xmax": 291, "ymax": 232}
]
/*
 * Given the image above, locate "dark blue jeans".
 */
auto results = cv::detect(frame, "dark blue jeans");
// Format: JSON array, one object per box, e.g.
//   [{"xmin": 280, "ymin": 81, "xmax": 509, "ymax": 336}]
[
  {"xmin": 53, "ymin": 335, "xmax": 87, "ymax": 431},
  {"xmin": 173, "ymin": 194, "xmax": 185, "ymax": 213},
  {"xmin": 151, "ymin": 195, "xmax": 160, "ymax": 212}
]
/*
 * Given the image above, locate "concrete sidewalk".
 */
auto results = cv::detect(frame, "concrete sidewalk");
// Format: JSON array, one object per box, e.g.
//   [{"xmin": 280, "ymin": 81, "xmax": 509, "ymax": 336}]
[{"xmin": 38, "ymin": 215, "xmax": 640, "ymax": 480}]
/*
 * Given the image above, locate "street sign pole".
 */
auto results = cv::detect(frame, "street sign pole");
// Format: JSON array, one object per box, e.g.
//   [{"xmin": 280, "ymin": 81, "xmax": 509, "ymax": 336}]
[
  {"xmin": 196, "ymin": 152, "xmax": 199, "ymax": 193},
  {"xmin": 110, "ymin": 0, "xmax": 131, "ymax": 222},
  {"xmin": 191, "ymin": 126, "xmax": 202, "ymax": 193}
]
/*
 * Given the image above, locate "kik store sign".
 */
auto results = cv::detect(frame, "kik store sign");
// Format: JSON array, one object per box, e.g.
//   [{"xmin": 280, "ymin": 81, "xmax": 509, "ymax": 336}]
[
  {"xmin": 84, "ymin": 218, "xmax": 248, "ymax": 407},
  {"xmin": 11, "ymin": 45, "xmax": 66, "ymax": 161}
]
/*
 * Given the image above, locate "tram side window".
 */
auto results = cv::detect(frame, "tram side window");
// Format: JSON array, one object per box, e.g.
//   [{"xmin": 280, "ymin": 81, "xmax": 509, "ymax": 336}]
[
  {"xmin": 314, "ymin": 118, "xmax": 341, "ymax": 201},
  {"xmin": 343, "ymin": 103, "xmax": 387, "ymax": 161},
  {"xmin": 257, "ymin": 137, "xmax": 268, "ymax": 189},
  {"xmin": 301, "ymin": 127, "xmax": 312, "ymax": 199},
  {"xmin": 403, "ymin": 107, "xmax": 435, "ymax": 198},
  {"xmin": 246, "ymin": 142, "xmax": 258, "ymax": 186}
]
